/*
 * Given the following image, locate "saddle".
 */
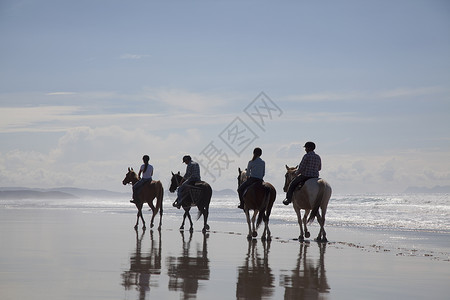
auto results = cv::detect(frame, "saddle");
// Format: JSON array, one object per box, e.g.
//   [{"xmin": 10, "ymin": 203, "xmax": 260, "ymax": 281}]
[
  {"xmin": 294, "ymin": 177, "xmax": 319, "ymax": 191},
  {"xmin": 185, "ymin": 181, "xmax": 206, "ymax": 206},
  {"xmin": 243, "ymin": 181, "xmax": 265, "ymax": 197}
]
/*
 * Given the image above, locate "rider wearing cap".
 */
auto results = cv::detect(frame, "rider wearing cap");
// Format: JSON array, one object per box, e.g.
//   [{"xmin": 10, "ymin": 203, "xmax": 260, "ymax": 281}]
[
  {"xmin": 174, "ymin": 155, "xmax": 201, "ymax": 208},
  {"xmin": 283, "ymin": 142, "xmax": 321, "ymax": 205}
]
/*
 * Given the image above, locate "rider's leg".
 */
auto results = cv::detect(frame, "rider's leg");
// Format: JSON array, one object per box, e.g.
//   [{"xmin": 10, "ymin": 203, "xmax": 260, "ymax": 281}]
[{"xmin": 283, "ymin": 175, "xmax": 303, "ymax": 205}]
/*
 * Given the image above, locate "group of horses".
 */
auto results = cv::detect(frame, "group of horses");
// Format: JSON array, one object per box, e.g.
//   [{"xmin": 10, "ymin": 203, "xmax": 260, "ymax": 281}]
[{"xmin": 122, "ymin": 165, "xmax": 332, "ymax": 242}]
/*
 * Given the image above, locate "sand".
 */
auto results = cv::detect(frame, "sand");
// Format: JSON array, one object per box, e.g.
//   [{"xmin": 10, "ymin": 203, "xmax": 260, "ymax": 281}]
[{"xmin": 0, "ymin": 207, "xmax": 448, "ymax": 300}]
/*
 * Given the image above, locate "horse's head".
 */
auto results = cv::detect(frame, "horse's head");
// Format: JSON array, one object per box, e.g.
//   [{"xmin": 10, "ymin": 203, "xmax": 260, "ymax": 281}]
[
  {"xmin": 169, "ymin": 171, "xmax": 182, "ymax": 193},
  {"xmin": 283, "ymin": 165, "xmax": 298, "ymax": 192},
  {"xmin": 237, "ymin": 167, "xmax": 248, "ymax": 187},
  {"xmin": 122, "ymin": 167, "xmax": 138, "ymax": 185}
]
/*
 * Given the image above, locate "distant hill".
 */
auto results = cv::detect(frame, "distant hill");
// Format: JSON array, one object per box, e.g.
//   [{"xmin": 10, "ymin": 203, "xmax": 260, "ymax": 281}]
[
  {"xmin": 404, "ymin": 185, "xmax": 450, "ymax": 193},
  {"xmin": 0, "ymin": 187, "xmax": 129, "ymax": 200}
]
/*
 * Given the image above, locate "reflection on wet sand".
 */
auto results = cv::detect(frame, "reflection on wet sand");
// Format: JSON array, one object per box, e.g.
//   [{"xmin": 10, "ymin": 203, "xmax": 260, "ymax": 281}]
[
  {"xmin": 280, "ymin": 242, "xmax": 330, "ymax": 299},
  {"xmin": 236, "ymin": 240, "xmax": 275, "ymax": 299},
  {"xmin": 166, "ymin": 231, "xmax": 210, "ymax": 300},
  {"xmin": 121, "ymin": 228, "xmax": 162, "ymax": 300}
]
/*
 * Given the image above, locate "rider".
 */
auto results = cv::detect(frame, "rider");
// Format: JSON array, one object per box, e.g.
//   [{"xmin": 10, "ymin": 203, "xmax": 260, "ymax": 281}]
[
  {"xmin": 173, "ymin": 155, "xmax": 201, "ymax": 209},
  {"xmin": 283, "ymin": 142, "xmax": 321, "ymax": 205},
  {"xmin": 131, "ymin": 155, "xmax": 153, "ymax": 203},
  {"xmin": 237, "ymin": 147, "xmax": 265, "ymax": 209}
]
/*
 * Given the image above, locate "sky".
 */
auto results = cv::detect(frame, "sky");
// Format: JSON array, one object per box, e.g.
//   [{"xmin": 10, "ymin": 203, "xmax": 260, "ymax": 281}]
[{"xmin": 0, "ymin": 0, "xmax": 449, "ymax": 195}]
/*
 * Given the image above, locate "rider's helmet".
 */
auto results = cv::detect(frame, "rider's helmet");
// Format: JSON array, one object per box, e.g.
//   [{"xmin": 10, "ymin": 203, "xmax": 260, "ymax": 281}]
[
  {"xmin": 182, "ymin": 155, "xmax": 192, "ymax": 163},
  {"xmin": 304, "ymin": 141, "xmax": 316, "ymax": 150}
]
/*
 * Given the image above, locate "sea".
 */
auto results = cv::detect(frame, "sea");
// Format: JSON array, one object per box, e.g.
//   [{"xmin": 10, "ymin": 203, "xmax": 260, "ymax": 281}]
[{"xmin": 2, "ymin": 192, "xmax": 449, "ymax": 234}]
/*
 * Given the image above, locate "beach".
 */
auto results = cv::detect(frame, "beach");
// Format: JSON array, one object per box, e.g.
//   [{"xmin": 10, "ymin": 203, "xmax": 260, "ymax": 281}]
[{"xmin": 0, "ymin": 199, "xmax": 449, "ymax": 300}]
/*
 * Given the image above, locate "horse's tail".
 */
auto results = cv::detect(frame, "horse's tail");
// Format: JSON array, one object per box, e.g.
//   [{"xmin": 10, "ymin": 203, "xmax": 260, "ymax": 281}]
[
  {"xmin": 256, "ymin": 184, "xmax": 276, "ymax": 228},
  {"xmin": 197, "ymin": 184, "xmax": 212, "ymax": 221},
  {"xmin": 307, "ymin": 180, "xmax": 325, "ymax": 224}
]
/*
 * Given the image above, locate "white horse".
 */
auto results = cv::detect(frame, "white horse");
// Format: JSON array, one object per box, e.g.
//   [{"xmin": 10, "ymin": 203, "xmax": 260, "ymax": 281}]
[{"xmin": 283, "ymin": 165, "xmax": 332, "ymax": 242}]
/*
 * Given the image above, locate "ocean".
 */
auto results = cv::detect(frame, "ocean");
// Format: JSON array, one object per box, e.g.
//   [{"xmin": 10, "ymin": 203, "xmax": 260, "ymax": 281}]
[{"xmin": 2, "ymin": 192, "xmax": 449, "ymax": 234}]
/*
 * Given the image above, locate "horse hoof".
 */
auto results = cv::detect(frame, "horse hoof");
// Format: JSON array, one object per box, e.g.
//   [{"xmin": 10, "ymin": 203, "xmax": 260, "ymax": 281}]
[
  {"xmin": 299, "ymin": 235, "xmax": 305, "ymax": 242},
  {"xmin": 267, "ymin": 236, "xmax": 272, "ymax": 241},
  {"xmin": 261, "ymin": 235, "xmax": 266, "ymax": 242},
  {"xmin": 142, "ymin": 225, "xmax": 146, "ymax": 230},
  {"xmin": 189, "ymin": 228, "xmax": 194, "ymax": 233},
  {"xmin": 180, "ymin": 226, "xmax": 184, "ymax": 230},
  {"xmin": 305, "ymin": 232, "xmax": 310, "ymax": 238},
  {"xmin": 247, "ymin": 235, "xmax": 252, "ymax": 240},
  {"xmin": 205, "ymin": 224, "xmax": 210, "ymax": 230},
  {"xmin": 252, "ymin": 231, "xmax": 258, "ymax": 238},
  {"xmin": 134, "ymin": 225, "xmax": 138, "ymax": 230},
  {"xmin": 150, "ymin": 223, "xmax": 154, "ymax": 228}
]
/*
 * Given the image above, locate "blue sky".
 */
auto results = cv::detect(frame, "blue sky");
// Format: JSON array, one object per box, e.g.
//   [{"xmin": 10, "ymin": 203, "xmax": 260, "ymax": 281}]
[{"xmin": 1, "ymin": 0, "xmax": 449, "ymax": 194}]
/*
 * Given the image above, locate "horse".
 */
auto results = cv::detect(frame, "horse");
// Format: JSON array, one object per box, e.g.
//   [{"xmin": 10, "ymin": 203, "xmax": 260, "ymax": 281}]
[
  {"xmin": 283, "ymin": 165, "xmax": 332, "ymax": 242},
  {"xmin": 122, "ymin": 167, "xmax": 164, "ymax": 230},
  {"xmin": 169, "ymin": 172, "xmax": 212, "ymax": 233},
  {"xmin": 237, "ymin": 168, "xmax": 276, "ymax": 241}
]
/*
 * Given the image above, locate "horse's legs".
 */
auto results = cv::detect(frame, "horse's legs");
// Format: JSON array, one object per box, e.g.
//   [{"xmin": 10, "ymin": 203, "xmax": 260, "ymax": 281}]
[
  {"xmin": 186, "ymin": 210, "xmax": 194, "ymax": 232},
  {"xmin": 251, "ymin": 210, "xmax": 258, "ymax": 238},
  {"xmin": 149, "ymin": 205, "xmax": 156, "ymax": 229},
  {"xmin": 201, "ymin": 209, "xmax": 210, "ymax": 233},
  {"xmin": 316, "ymin": 211, "xmax": 327, "ymax": 242},
  {"xmin": 180, "ymin": 209, "xmax": 187, "ymax": 230},
  {"xmin": 135, "ymin": 209, "xmax": 146, "ymax": 230},
  {"xmin": 303, "ymin": 209, "xmax": 311, "ymax": 239},
  {"xmin": 262, "ymin": 217, "xmax": 271, "ymax": 241},
  {"xmin": 294, "ymin": 206, "xmax": 304, "ymax": 241},
  {"xmin": 245, "ymin": 210, "xmax": 253, "ymax": 240},
  {"xmin": 158, "ymin": 201, "xmax": 163, "ymax": 231}
]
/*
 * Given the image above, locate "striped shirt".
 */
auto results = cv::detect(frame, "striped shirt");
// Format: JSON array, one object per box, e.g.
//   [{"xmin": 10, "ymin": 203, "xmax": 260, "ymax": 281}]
[
  {"xmin": 184, "ymin": 161, "xmax": 201, "ymax": 181},
  {"xmin": 296, "ymin": 151, "xmax": 321, "ymax": 178}
]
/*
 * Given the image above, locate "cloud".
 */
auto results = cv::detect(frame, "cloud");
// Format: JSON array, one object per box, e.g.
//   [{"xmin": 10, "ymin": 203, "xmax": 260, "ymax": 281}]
[
  {"xmin": 0, "ymin": 106, "xmax": 81, "ymax": 132},
  {"xmin": 284, "ymin": 86, "xmax": 447, "ymax": 103},
  {"xmin": 148, "ymin": 88, "xmax": 229, "ymax": 113},
  {"xmin": 119, "ymin": 53, "xmax": 150, "ymax": 60},
  {"xmin": 46, "ymin": 92, "xmax": 78, "ymax": 96}
]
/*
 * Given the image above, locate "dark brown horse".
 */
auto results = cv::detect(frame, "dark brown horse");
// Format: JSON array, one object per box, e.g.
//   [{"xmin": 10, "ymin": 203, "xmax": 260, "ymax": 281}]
[
  {"xmin": 238, "ymin": 168, "xmax": 276, "ymax": 241},
  {"xmin": 283, "ymin": 165, "xmax": 332, "ymax": 242},
  {"xmin": 122, "ymin": 168, "xmax": 164, "ymax": 230},
  {"xmin": 169, "ymin": 172, "xmax": 212, "ymax": 233}
]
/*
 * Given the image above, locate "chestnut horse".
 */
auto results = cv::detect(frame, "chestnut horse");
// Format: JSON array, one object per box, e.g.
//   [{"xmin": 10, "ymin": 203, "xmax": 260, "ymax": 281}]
[
  {"xmin": 122, "ymin": 168, "xmax": 164, "ymax": 230},
  {"xmin": 283, "ymin": 165, "xmax": 332, "ymax": 242},
  {"xmin": 169, "ymin": 172, "xmax": 212, "ymax": 233},
  {"xmin": 238, "ymin": 168, "xmax": 276, "ymax": 241}
]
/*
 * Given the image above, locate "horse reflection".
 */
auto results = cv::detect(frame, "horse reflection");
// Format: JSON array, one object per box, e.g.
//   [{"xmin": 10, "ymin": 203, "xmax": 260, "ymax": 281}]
[
  {"xmin": 121, "ymin": 229, "xmax": 162, "ymax": 300},
  {"xmin": 236, "ymin": 240, "xmax": 275, "ymax": 299},
  {"xmin": 166, "ymin": 231, "xmax": 210, "ymax": 299},
  {"xmin": 280, "ymin": 242, "xmax": 330, "ymax": 299}
]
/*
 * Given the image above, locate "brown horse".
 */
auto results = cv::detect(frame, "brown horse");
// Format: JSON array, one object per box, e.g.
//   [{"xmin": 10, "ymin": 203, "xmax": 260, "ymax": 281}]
[
  {"xmin": 122, "ymin": 168, "xmax": 164, "ymax": 230},
  {"xmin": 283, "ymin": 165, "xmax": 332, "ymax": 242},
  {"xmin": 169, "ymin": 172, "xmax": 212, "ymax": 233},
  {"xmin": 238, "ymin": 168, "xmax": 276, "ymax": 241}
]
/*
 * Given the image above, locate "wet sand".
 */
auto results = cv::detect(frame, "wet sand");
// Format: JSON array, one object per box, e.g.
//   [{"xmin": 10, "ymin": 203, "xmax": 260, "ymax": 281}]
[{"xmin": 0, "ymin": 207, "xmax": 449, "ymax": 300}]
